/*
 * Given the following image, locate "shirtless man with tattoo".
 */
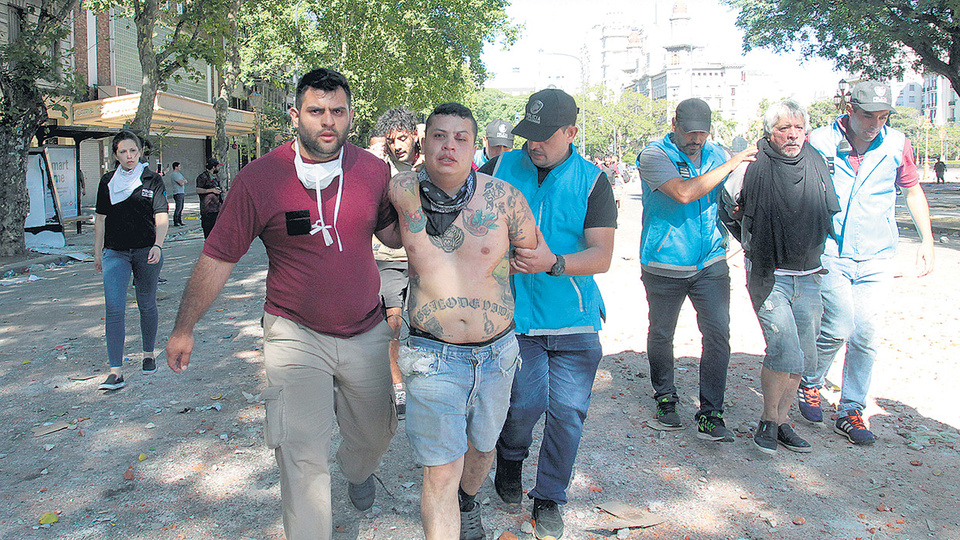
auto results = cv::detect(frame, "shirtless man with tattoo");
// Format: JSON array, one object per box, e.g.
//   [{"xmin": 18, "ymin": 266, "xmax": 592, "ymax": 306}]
[{"xmin": 389, "ymin": 102, "xmax": 537, "ymax": 540}]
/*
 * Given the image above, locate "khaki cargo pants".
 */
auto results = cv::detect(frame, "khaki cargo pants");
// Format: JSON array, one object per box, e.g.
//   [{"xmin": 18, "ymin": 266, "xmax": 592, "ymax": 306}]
[{"xmin": 262, "ymin": 313, "xmax": 397, "ymax": 540}]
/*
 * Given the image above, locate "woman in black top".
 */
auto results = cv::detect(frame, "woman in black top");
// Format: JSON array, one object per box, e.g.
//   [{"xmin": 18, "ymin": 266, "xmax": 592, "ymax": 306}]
[{"xmin": 94, "ymin": 130, "xmax": 169, "ymax": 391}]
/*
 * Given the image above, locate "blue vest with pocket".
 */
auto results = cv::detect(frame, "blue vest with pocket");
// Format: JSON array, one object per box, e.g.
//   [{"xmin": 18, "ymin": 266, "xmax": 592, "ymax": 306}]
[
  {"xmin": 492, "ymin": 144, "xmax": 606, "ymax": 335},
  {"xmin": 807, "ymin": 117, "xmax": 905, "ymax": 260},
  {"xmin": 638, "ymin": 134, "xmax": 728, "ymax": 273}
]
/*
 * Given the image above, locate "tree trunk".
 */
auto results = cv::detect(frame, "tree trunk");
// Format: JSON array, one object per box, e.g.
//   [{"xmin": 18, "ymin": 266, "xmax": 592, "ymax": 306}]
[
  {"xmin": 213, "ymin": 0, "xmax": 241, "ymax": 184},
  {"xmin": 130, "ymin": 0, "xmax": 160, "ymax": 137},
  {"xmin": 0, "ymin": 82, "xmax": 47, "ymax": 256}
]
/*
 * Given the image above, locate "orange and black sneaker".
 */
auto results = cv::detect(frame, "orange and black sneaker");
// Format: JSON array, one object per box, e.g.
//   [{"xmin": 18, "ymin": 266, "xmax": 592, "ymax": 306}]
[
  {"xmin": 797, "ymin": 385, "xmax": 823, "ymax": 422},
  {"xmin": 835, "ymin": 411, "xmax": 876, "ymax": 445}
]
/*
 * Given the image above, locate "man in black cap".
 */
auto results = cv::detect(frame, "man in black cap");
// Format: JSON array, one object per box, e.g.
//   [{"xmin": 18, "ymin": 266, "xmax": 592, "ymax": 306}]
[
  {"xmin": 196, "ymin": 157, "xmax": 223, "ymax": 238},
  {"xmin": 474, "ymin": 119, "xmax": 515, "ymax": 168},
  {"xmin": 636, "ymin": 98, "xmax": 757, "ymax": 442},
  {"xmin": 479, "ymin": 88, "xmax": 617, "ymax": 539},
  {"xmin": 800, "ymin": 81, "xmax": 934, "ymax": 445}
]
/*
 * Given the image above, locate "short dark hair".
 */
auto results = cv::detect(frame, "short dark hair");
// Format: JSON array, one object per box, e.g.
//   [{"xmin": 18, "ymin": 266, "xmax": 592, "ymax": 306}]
[
  {"xmin": 172, "ymin": 161, "xmax": 181, "ymax": 169},
  {"xmin": 112, "ymin": 129, "xmax": 142, "ymax": 154},
  {"xmin": 296, "ymin": 68, "xmax": 351, "ymax": 109},
  {"xmin": 374, "ymin": 107, "xmax": 419, "ymax": 138},
  {"xmin": 425, "ymin": 102, "xmax": 478, "ymax": 142}
]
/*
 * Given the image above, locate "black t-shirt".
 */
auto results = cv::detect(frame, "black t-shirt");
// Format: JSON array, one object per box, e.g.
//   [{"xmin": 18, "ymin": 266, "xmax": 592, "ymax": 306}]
[
  {"xmin": 478, "ymin": 154, "xmax": 618, "ymax": 229},
  {"xmin": 96, "ymin": 168, "xmax": 169, "ymax": 250}
]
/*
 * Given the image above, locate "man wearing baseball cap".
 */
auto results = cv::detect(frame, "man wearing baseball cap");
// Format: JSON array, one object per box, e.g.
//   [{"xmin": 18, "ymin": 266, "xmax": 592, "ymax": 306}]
[
  {"xmin": 800, "ymin": 81, "xmax": 934, "ymax": 444},
  {"xmin": 474, "ymin": 119, "xmax": 515, "ymax": 168},
  {"xmin": 636, "ymin": 98, "xmax": 757, "ymax": 443},
  {"xmin": 479, "ymin": 88, "xmax": 617, "ymax": 539},
  {"xmin": 196, "ymin": 157, "xmax": 223, "ymax": 238}
]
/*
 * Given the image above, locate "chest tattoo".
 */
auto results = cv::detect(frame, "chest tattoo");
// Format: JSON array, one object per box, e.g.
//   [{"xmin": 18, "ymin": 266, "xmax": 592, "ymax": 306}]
[{"xmin": 429, "ymin": 224, "xmax": 465, "ymax": 253}]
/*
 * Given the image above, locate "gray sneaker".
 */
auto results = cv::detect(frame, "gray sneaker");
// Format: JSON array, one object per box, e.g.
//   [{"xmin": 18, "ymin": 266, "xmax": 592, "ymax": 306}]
[
  {"xmin": 532, "ymin": 498, "xmax": 564, "ymax": 539},
  {"xmin": 98, "ymin": 373, "xmax": 126, "ymax": 391},
  {"xmin": 459, "ymin": 499, "xmax": 485, "ymax": 540},
  {"xmin": 348, "ymin": 475, "xmax": 376, "ymax": 511}
]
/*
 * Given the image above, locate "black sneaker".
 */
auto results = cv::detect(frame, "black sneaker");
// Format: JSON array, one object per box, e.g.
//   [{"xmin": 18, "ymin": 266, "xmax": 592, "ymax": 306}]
[
  {"xmin": 696, "ymin": 412, "xmax": 734, "ymax": 442},
  {"xmin": 777, "ymin": 423, "xmax": 812, "ymax": 453},
  {"xmin": 142, "ymin": 356, "xmax": 157, "ymax": 374},
  {"xmin": 753, "ymin": 420, "xmax": 778, "ymax": 455},
  {"xmin": 654, "ymin": 397, "xmax": 682, "ymax": 430},
  {"xmin": 348, "ymin": 475, "xmax": 376, "ymax": 511},
  {"xmin": 98, "ymin": 373, "xmax": 126, "ymax": 391},
  {"xmin": 459, "ymin": 499, "xmax": 485, "ymax": 540},
  {"xmin": 393, "ymin": 384, "xmax": 406, "ymax": 420},
  {"xmin": 494, "ymin": 454, "xmax": 523, "ymax": 504},
  {"xmin": 834, "ymin": 411, "xmax": 877, "ymax": 445},
  {"xmin": 532, "ymin": 498, "xmax": 564, "ymax": 539}
]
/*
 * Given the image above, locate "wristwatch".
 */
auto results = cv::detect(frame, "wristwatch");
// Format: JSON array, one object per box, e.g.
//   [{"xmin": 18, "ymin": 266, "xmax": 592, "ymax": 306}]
[{"xmin": 547, "ymin": 253, "xmax": 566, "ymax": 277}]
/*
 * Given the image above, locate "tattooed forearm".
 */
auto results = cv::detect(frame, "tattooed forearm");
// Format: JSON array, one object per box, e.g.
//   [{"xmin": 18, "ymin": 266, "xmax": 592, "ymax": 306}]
[
  {"xmin": 462, "ymin": 208, "xmax": 499, "ymax": 236},
  {"xmin": 429, "ymin": 224, "xmax": 465, "ymax": 252}
]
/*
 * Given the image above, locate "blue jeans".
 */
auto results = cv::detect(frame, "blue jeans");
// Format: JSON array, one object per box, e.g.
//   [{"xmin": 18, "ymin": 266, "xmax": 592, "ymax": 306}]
[
  {"xmin": 401, "ymin": 331, "xmax": 520, "ymax": 466},
  {"xmin": 751, "ymin": 272, "xmax": 823, "ymax": 374},
  {"xmin": 496, "ymin": 332, "xmax": 603, "ymax": 504},
  {"xmin": 102, "ymin": 247, "xmax": 163, "ymax": 368},
  {"xmin": 641, "ymin": 261, "xmax": 730, "ymax": 415},
  {"xmin": 802, "ymin": 255, "xmax": 891, "ymax": 415},
  {"xmin": 172, "ymin": 193, "xmax": 185, "ymax": 225}
]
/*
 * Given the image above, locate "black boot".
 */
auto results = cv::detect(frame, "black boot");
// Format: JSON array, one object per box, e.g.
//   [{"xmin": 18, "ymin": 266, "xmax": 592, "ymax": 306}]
[{"xmin": 494, "ymin": 454, "xmax": 523, "ymax": 504}]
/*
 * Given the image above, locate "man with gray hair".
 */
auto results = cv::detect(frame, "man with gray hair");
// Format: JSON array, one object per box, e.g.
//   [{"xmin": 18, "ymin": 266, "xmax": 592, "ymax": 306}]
[
  {"xmin": 799, "ymin": 81, "xmax": 934, "ymax": 445},
  {"xmin": 723, "ymin": 99, "xmax": 840, "ymax": 455}
]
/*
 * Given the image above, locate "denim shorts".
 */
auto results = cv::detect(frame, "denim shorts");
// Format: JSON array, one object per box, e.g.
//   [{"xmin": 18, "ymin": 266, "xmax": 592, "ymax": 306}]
[
  {"xmin": 400, "ymin": 331, "xmax": 520, "ymax": 466},
  {"xmin": 753, "ymin": 272, "xmax": 823, "ymax": 374}
]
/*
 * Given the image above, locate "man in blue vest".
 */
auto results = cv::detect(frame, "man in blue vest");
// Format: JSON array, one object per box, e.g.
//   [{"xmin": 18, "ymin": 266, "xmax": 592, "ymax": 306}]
[
  {"xmin": 800, "ymin": 81, "xmax": 934, "ymax": 444},
  {"xmin": 637, "ymin": 98, "xmax": 757, "ymax": 442},
  {"xmin": 479, "ymin": 88, "xmax": 617, "ymax": 540}
]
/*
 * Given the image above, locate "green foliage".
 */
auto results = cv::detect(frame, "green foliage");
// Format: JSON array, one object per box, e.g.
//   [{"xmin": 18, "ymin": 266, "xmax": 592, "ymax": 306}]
[
  {"xmin": 725, "ymin": 0, "xmax": 960, "ymax": 97},
  {"xmin": 238, "ymin": 0, "xmax": 517, "ymax": 145},
  {"xmin": 807, "ymin": 98, "xmax": 840, "ymax": 130},
  {"xmin": 580, "ymin": 86, "xmax": 674, "ymax": 161}
]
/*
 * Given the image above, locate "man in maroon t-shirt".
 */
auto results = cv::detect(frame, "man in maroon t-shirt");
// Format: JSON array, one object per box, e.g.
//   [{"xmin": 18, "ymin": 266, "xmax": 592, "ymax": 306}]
[{"xmin": 166, "ymin": 68, "xmax": 400, "ymax": 540}]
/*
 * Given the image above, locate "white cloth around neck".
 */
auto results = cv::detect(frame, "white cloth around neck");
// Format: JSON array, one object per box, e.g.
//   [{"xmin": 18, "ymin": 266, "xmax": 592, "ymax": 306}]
[
  {"xmin": 108, "ymin": 162, "xmax": 146, "ymax": 204},
  {"xmin": 294, "ymin": 139, "xmax": 345, "ymax": 252}
]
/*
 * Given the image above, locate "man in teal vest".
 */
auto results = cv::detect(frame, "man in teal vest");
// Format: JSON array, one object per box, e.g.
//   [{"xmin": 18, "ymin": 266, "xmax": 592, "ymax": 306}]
[
  {"xmin": 799, "ymin": 81, "xmax": 934, "ymax": 444},
  {"xmin": 479, "ymin": 88, "xmax": 617, "ymax": 540},
  {"xmin": 636, "ymin": 98, "xmax": 757, "ymax": 442}
]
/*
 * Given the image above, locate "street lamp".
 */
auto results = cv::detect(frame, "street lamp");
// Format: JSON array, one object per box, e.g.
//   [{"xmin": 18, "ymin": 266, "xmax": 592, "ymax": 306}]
[
  {"xmin": 539, "ymin": 49, "xmax": 586, "ymax": 154},
  {"xmin": 249, "ymin": 91, "xmax": 264, "ymax": 159},
  {"xmin": 834, "ymin": 79, "xmax": 850, "ymax": 112},
  {"xmin": 596, "ymin": 116, "xmax": 619, "ymax": 157}
]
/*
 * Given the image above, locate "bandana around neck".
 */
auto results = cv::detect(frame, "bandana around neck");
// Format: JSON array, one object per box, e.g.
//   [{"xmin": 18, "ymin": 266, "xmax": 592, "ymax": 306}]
[
  {"xmin": 108, "ymin": 162, "xmax": 146, "ymax": 204},
  {"xmin": 418, "ymin": 168, "xmax": 476, "ymax": 237}
]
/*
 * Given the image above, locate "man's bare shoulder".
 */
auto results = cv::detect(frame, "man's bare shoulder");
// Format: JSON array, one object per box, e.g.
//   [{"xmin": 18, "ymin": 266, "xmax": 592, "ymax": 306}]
[
  {"xmin": 476, "ymin": 172, "xmax": 525, "ymax": 210},
  {"xmin": 389, "ymin": 171, "xmax": 419, "ymax": 199}
]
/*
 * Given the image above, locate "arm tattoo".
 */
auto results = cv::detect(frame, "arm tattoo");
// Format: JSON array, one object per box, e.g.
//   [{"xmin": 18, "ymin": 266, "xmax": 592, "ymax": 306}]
[
  {"xmin": 429, "ymin": 224, "xmax": 465, "ymax": 252},
  {"xmin": 462, "ymin": 208, "xmax": 499, "ymax": 236},
  {"xmin": 403, "ymin": 207, "xmax": 427, "ymax": 233}
]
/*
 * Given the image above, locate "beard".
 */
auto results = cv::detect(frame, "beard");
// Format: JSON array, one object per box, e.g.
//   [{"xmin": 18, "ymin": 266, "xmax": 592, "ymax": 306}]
[{"xmin": 299, "ymin": 126, "xmax": 349, "ymax": 162}]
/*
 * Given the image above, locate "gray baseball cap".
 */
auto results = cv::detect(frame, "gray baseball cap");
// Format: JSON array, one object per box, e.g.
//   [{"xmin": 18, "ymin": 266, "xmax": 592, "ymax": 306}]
[
  {"xmin": 850, "ymin": 81, "xmax": 895, "ymax": 112},
  {"xmin": 485, "ymin": 119, "xmax": 515, "ymax": 147}
]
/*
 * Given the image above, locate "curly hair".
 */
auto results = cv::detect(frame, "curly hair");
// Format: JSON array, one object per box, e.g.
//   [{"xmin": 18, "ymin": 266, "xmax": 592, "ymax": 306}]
[{"xmin": 374, "ymin": 107, "xmax": 419, "ymax": 137}]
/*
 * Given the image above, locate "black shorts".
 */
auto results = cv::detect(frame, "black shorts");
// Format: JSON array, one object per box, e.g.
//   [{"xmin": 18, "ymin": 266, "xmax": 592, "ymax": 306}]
[{"xmin": 377, "ymin": 260, "xmax": 409, "ymax": 310}]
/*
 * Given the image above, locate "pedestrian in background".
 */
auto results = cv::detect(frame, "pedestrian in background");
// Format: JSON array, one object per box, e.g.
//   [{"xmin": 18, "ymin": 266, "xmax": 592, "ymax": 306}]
[
  {"xmin": 196, "ymin": 158, "xmax": 222, "ymax": 238},
  {"xmin": 169, "ymin": 162, "xmax": 186, "ymax": 226},
  {"xmin": 93, "ymin": 129, "xmax": 169, "ymax": 391}
]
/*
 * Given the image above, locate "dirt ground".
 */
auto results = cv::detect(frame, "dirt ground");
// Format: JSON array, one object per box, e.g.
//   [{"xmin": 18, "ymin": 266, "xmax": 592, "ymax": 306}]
[{"xmin": 1, "ymin": 181, "xmax": 959, "ymax": 540}]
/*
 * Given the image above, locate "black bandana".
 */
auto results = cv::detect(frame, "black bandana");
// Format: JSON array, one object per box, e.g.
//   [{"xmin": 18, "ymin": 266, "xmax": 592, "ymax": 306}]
[{"xmin": 418, "ymin": 168, "xmax": 476, "ymax": 236}]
